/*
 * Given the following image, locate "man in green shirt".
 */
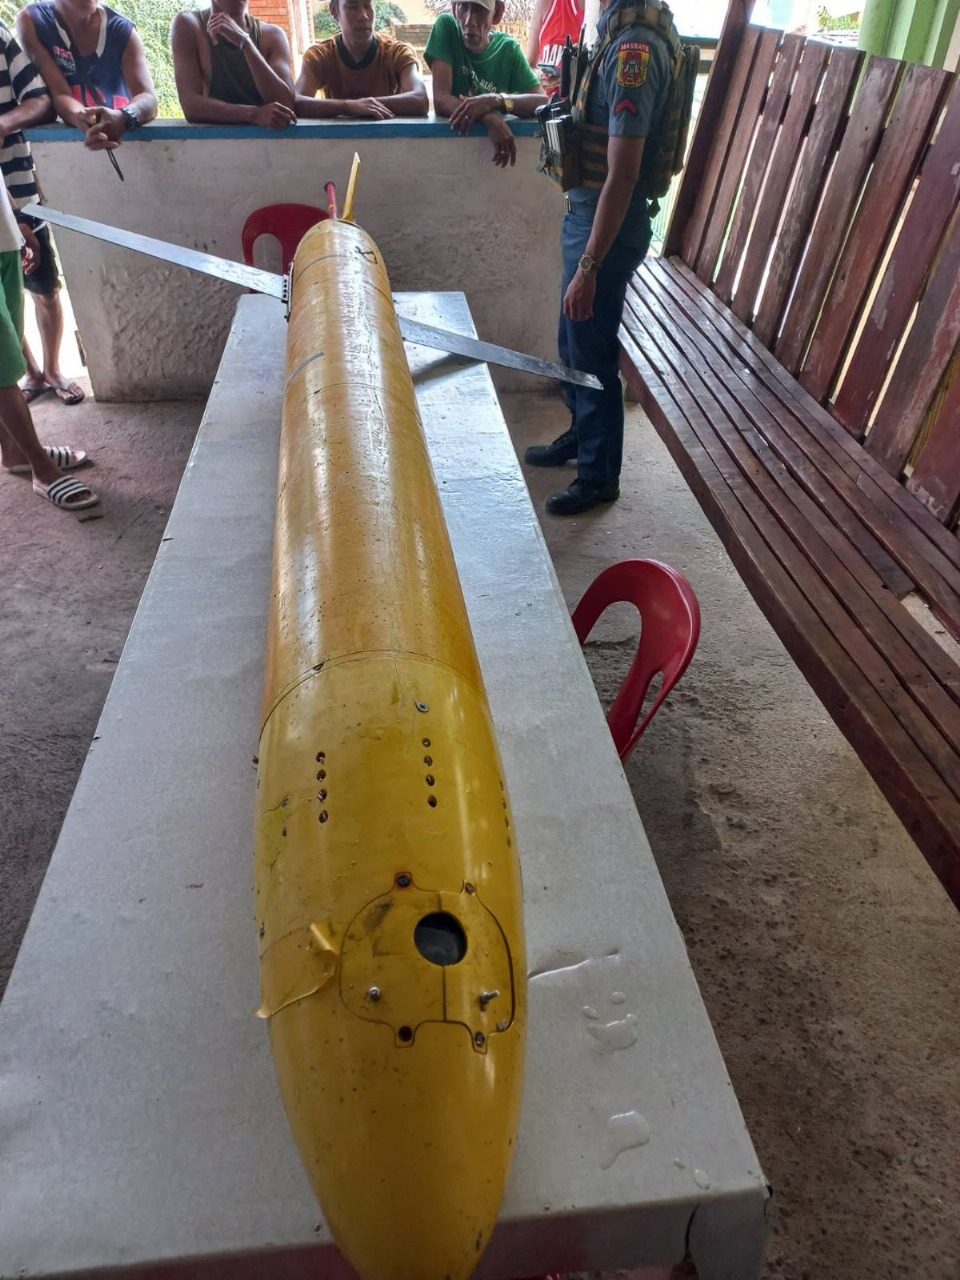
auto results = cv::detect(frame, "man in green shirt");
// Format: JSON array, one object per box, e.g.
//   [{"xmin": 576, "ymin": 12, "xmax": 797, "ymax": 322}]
[{"xmin": 426, "ymin": 2, "xmax": 545, "ymax": 166}]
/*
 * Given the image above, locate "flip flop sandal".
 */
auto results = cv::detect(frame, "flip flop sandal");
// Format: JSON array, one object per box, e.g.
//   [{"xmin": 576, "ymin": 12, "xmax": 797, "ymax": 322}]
[
  {"xmin": 52, "ymin": 381, "xmax": 86, "ymax": 405},
  {"xmin": 33, "ymin": 475, "xmax": 100, "ymax": 511},
  {"xmin": 21, "ymin": 382, "xmax": 51, "ymax": 404},
  {"xmin": 6, "ymin": 446, "xmax": 90, "ymax": 476}
]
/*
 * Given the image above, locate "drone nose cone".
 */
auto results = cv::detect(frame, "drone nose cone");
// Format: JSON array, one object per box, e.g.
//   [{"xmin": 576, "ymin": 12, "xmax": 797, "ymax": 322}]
[{"xmin": 270, "ymin": 1013, "xmax": 524, "ymax": 1280}]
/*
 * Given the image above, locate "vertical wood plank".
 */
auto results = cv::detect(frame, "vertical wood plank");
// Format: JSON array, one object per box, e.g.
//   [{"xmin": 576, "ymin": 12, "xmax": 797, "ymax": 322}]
[
  {"xmin": 752, "ymin": 44, "xmax": 863, "ymax": 347},
  {"xmin": 908, "ymin": 357, "xmax": 960, "ymax": 524},
  {"xmin": 680, "ymin": 25, "xmax": 763, "ymax": 268},
  {"xmin": 774, "ymin": 56, "xmax": 903, "ymax": 375},
  {"xmin": 799, "ymin": 61, "xmax": 950, "ymax": 406},
  {"xmin": 731, "ymin": 37, "xmax": 831, "ymax": 324},
  {"xmin": 693, "ymin": 28, "xmax": 780, "ymax": 284},
  {"xmin": 666, "ymin": 0, "xmax": 759, "ymax": 259},
  {"xmin": 865, "ymin": 204, "xmax": 960, "ymax": 473},
  {"xmin": 832, "ymin": 75, "xmax": 960, "ymax": 433}
]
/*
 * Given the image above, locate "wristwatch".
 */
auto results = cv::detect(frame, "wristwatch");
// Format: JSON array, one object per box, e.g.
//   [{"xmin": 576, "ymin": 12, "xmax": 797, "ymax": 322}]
[
  {"xmin": 499, "ymin": 94, "xmax": 515, "ymax": 113},
  {"xmin": 120, "ymin": 105, "xmax": 141, "ymax": 132},
  {"xmin": 579, "ymin": 253, "xmax": 599, "ymax": 274}
]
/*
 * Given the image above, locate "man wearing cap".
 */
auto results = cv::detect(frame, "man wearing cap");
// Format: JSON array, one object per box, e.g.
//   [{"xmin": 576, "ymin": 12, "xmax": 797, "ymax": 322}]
[
  {"xmin": 525, "ymin": 0, "xmax": 671, "ymax": 515},
  {"xmin": 426, "ymin": 1, "xmax": 545, "ymax": 167}
]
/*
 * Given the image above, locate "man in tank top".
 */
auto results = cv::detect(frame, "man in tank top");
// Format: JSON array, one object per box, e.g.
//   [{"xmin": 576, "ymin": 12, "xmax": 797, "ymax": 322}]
[
  {"xmin": 17, "ymin": 1, "xmax": 157, "ymax": 151},
  {"xmin": 172, "ymin": 1, "xmax": 295, "ymax": 130},
  {"xmin": 296, "ymin": 0, "xmax": 427, "ymax": 120}
]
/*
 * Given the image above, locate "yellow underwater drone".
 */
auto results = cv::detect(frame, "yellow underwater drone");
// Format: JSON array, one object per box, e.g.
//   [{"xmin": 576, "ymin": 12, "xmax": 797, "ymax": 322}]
[{"xmin": 253, "ymin": 167, "xmax": 527, "ymax": 1280}]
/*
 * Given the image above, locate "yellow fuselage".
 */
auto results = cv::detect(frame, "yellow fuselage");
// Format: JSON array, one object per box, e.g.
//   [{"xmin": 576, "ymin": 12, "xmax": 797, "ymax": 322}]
[{"xmin": 254, "ymin": 220, "xmax": 526, "ymax": 1280}]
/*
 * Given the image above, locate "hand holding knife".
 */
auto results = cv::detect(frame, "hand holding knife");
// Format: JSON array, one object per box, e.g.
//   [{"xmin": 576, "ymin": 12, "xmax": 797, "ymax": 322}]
[{"xmin": 83, "ymin": 107, "xmax": 124, "ymax": 179}]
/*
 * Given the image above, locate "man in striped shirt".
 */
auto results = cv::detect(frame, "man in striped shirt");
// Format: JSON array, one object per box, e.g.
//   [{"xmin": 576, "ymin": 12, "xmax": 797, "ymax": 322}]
[{"xmin": 0, "ymin": 21, "xmax": 85, "ymax": 405}]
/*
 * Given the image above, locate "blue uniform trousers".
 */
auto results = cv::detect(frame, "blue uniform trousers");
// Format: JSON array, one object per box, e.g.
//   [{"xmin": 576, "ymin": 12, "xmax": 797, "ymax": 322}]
[{"xmin": 558, "ymin": 205, "xmax": 651, "ymax": 487}]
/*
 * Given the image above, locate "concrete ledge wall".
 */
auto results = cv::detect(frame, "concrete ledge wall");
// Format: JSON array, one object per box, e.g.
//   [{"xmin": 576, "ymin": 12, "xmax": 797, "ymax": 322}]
[{"xmin": 28, "ymin": 119, "xmax": 559, "ymax": 400}]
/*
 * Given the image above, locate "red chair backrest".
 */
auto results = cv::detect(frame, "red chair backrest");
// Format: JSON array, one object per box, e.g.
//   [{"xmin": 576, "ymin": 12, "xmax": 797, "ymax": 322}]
[
  {"xmin": 571, "ymin": 559, "xmax": 701, "ymax": 762},
  {"xmin": 241, "ymin": 203, "xmax": 329, "ymax": 273}
]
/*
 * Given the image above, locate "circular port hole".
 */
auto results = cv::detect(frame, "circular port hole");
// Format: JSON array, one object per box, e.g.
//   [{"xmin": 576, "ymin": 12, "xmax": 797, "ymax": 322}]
[
  {"xmin": 414, "ymin": 912, "xmax": 467, "ymax": 966},
  {"xmin": 398, "ymin": 1025, "xmax": 413, "ymax": 1043}
]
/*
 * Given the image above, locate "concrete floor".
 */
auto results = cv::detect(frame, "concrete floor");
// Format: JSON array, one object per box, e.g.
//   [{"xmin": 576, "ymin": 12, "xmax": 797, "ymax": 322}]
[{"xmin": 2, "ymin": 382, "xmax": 959, "ymax": 1280}]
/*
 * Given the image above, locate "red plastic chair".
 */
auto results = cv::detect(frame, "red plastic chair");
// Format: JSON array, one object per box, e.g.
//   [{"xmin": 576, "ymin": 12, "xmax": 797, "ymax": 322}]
[
  {"xmin": 571, "ymin": 559, "xmax": 701, "ymax": 762},
  {"xmin": 241, "ymin": 203, "xmax": 329, "ymax": 273}
]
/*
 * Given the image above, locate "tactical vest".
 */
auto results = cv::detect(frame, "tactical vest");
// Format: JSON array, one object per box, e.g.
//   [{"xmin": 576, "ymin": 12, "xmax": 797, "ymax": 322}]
[{"xmin": 537, "ymin": 0, "xmax": 698, "ymax": 206}]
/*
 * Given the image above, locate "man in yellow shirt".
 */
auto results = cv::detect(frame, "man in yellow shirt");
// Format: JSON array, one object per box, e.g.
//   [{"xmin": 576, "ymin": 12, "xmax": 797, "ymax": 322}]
[{"xmin": 296, "ymin": 0, "xmax": 427, "ymax": 119}]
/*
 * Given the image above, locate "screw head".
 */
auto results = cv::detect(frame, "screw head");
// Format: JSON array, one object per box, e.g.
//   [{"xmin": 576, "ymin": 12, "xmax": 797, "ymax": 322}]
[
  {"xmin": 415, "ymin": 701, "xmax": 429, "ymax": 713},
  {"xmin": 367, "ymin": 985, "xmax": 381, "ymax": 1002},
  {"xmin": 474, "ymin": 1031, "xmax": 486, "ymax": 1048},
  {"xmin": 396, "ymin": 872, "xmax": 412, "ymax": 888}
]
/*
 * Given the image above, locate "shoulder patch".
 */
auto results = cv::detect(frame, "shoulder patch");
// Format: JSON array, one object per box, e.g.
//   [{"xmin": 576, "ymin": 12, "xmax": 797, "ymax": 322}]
[{"xmin": 615, "ymin": 42, "xmax": 650, "ymax": 88}]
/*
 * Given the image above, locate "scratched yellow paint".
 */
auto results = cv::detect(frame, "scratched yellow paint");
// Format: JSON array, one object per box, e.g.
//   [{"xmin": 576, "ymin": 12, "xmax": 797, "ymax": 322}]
[{"xmin": 254, "ymin": 219, "xmax": 526, "ymax": 1280}]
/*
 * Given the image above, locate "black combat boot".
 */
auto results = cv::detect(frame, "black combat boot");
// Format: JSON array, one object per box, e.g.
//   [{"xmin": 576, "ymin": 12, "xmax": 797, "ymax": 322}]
[
  {"xmin": 546, "ymin": 478, "xmax": 619, "ymax": 516},
  {"xmin": 524, "ymin": 425, "xmax": 578, "ymax": 467}
]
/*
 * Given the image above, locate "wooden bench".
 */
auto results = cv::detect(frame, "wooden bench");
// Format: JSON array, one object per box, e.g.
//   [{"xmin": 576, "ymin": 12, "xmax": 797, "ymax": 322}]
[{"xmin": 618, "ymin": 2, "xmax": 960, "ymax": 907}]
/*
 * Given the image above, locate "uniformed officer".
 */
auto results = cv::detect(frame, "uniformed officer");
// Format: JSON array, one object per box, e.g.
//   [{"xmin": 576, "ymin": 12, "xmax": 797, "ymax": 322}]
[{"xmin": 525, "ymin": 0, "xmax": 671, "ymax": 515}]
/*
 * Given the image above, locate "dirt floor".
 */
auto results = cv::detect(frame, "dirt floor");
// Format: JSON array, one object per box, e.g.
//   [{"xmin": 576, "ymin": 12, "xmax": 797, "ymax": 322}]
[{"xmin": 2, "ymin": 383, "xmax": 959, "ymax": 1280}]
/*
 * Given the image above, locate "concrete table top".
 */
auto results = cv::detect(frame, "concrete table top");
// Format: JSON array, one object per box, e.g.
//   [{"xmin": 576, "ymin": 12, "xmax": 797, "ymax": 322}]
[{"xmin": 0, "ymin": 293, "xmax": 767, "ymax": 1280}]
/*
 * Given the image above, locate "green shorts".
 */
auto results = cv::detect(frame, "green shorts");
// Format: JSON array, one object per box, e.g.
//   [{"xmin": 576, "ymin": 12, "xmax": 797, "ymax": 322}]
[{"xmin": 0, "ymin": 248, "xmax": 27, "ymax": 388}]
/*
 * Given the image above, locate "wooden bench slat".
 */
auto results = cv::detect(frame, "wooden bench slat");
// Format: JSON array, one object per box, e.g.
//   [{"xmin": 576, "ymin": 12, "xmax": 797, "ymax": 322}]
[
  {"xmin": 618, "ymin": 307, "xmax": 960, "ymax": 907},
  {"xmin": 696, "ymin": 28, "xmax": 783, "ymax": 288},
  {"xmin": 665, "ymin": 257, "xmax": 960, "ymax": 611},
  {"xmin": 628, "ymin": 269, "xmax": 960, "ymax": 746},
  {"xmin": 907, "ymin": 354, "xmax": 960, "ymax": 525},
  {"xmin": 775, "ymin": 56, "xmax": 903, "ymax": 374},
  {"xmin": 832, "ymin": 79, "xmax": 960, "ymax": 435},
  {"xmin": 713, "ymin": 34, "xmax": 803, "ymax": 301},
  {"xmin": 799, "ymin": 62, "xmax": 951, "ymax": 405},
  {"xmin": 665, "ymin": 1, "xmax": 761, "ymax": 258},
  {"xmin": 865, "ymin": 201, "xmax": 960, "ymax": 476},
  {"xmin": 639, "ymin": 265, "xmax": 916, "ymax": 601},
  {"xmin": 682, "ymin": 25, "xmax": 764, "ymax": 270},
  {"xmin": 730, "ymin": 38, "xmax": 829, "ymax": 323},
  {"xmin": 753, "ymin": 44, "xmax": 863, "ymax": 347}
]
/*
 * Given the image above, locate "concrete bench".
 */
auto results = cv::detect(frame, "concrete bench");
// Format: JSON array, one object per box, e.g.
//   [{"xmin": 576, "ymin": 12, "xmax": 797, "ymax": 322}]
[{"xmin": 0, "ymin": 291, "xmax": 767, "ymax": 1279}]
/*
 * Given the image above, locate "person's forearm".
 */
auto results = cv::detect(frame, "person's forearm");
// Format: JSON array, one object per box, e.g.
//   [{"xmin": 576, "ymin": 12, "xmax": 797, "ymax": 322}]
[
  {"xmin": 378, "ymin": 89, "xmax": 427, "ymax": 116},
  {"xmin": 584, "ymin": 171, "xmax": 636, "ymax": 263},
  {"xmin": 243, "ymin": 44, "xmax": 294, "ymax": 109},
  {"xmin": 0, "ymin": 95, "xmax": 54, "ymax": 134},
  {"xmin": 526, "ymin": 0, "xmax": 549, "ymax": 66},
  {"xmin": 55, "ymin": 91, "xmax": 85, "ymax": 127},
  {"xmin": 128, "ymin": 91, "xmax": 157, "ymax": 123},
  {"xmin": 504, "ymin": 92, "xmax": 547, "ymax": 117},
  {"xmin": 433, "ymin": 90, "xmax": 461, "ymax": 118},
  {"xmin": 182, "ymin": 94, "xmax": 259, "ymax": 124},
  {"xmin": 295, "ymin": 94, "xmax": 352, "ymax": 118}
]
